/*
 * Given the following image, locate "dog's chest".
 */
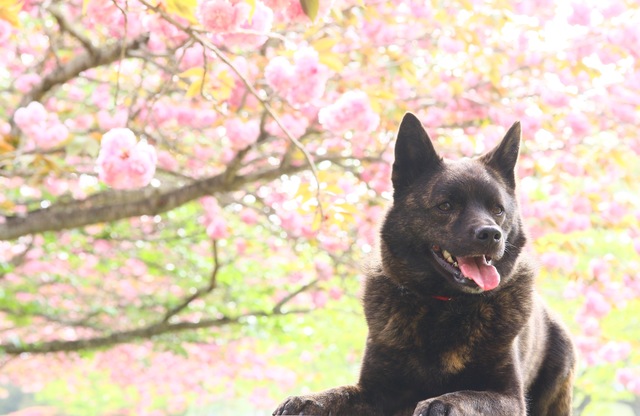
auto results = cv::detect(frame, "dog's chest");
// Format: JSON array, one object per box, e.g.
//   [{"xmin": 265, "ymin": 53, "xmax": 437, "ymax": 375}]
[{"xmin": 373, "ymin": 295, "xmax": 522, "ymax": 377}]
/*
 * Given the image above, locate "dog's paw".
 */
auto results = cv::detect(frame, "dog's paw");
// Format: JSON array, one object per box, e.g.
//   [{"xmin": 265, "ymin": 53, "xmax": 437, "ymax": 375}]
[
  {"xmin": 413, "ymin": 399, "xmax": 456, "ymax": 416},
  {"xmin": 273, "ymin": 395, "xmax": 327, "ymax": 415}
]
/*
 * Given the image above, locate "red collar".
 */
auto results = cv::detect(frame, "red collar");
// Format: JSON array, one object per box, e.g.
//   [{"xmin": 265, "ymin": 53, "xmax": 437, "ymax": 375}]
[{"xmin": 432, "ymin": 295, "xmax": 453, "ymax": 301}]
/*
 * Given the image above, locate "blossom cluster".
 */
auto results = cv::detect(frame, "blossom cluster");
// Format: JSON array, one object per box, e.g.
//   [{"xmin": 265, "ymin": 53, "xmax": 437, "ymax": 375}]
[
  {"xmin": 225, "ymin": 118, "xmax": 260, "ymax": 151},
  {"xmin": 13, "ymin": 102, "xmax": 69, "ymax": 150},
  {"xmin": 319, "ymin": 90, "xmax": 380, "ymax": 134},
  {"xmin": 200, "ymin": 196, "xmax": 229, "ymax": 240},
  {"xmin": 265, "ymin": 48, "xmax": 330, "ymax": 106},
  {"xmin": 96, "ymin": 128, "xmax": 157, "ymax": 190},
  {"xmin": 198, "ymin": 0, "xmax": 274, "ymax": 48}
]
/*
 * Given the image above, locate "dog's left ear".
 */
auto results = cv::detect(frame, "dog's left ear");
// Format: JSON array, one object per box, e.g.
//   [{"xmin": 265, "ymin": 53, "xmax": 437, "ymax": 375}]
[{"xmin": 480, "ymin": 121, "xmax": 521, "ymax": 189}]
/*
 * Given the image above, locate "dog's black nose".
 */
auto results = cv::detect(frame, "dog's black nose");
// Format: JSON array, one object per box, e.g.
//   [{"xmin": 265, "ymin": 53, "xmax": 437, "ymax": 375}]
[{"xmin": 476, "ymin": 226, "xmax": 502, "ymax": 242}]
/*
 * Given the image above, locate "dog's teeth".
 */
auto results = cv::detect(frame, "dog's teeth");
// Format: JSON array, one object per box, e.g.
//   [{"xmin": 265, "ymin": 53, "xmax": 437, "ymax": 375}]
[
  {"xmin": 453, "ymin": 261, "xmax": 458, "ymax": 267},
  {"xmin": 443, "ymin": 250, "xmax": 453, "ymax": 263}
]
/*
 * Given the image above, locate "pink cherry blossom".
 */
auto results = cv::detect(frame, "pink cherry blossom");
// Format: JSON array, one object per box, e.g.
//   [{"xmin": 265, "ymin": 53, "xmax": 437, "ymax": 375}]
[
  {"xmin": 289, "ymin": 48, "xmax": 330, "ymax": 104},
  {"xmin": 0, "ymin": 20, "xmax": 13, "ymax": 46},
  {"xmin": 265, "ymin": 48, "xmax": 330, "ymax": 105},
  {"xmin": 541, "ymin": 89, "xmax": 569, "ymax": 108},
  {"xmin": 539, "ymin": 252, "xmax": 577, "ymax": 272},
  {"xmin": 558, "ymin": 214, "xmax": 590, "ymax": 233},
  {"xmin": 565, "ymin": 112, "xmax": 590, "ymax": 136},
  {"xmin": 582, "ymin": 289, "xmax": 611, "ymax": 319},
  {"xmin": 278, "ymin": 210, "xmax": 306, "ymax": 237},
  {"xmin": 197, "ymin": 0, "xmax": 248, "ymax": 32},
  {"xmin": 575, "ymin": 314, "xmax": 600, "ymax": 337},
  {"xmin": 15, "ymin": 73, "xmax": 41, "ymax": 93},
  {"xmin": 91, "ymin": 85, "xmax": 112, "ymax": 110},
  {"xmin": 601, "ymin": 1, "xmax": 625, "ymax": 19},
  {"xmin": 156, "ymin": 150, "xmax": 179, "ymax": 171},
  {"xmin": 225, "ymin": 118, "xmax": 260, "ymax": 151},
  {"xmin": 96, "ymin": 128, "xmax": 157, "ymax": 189},
  {"xmin": 266, "ymin": 113, "xmax": 309, "ymax": 139},
  {"xmin": 318, "ymin": 90, "xmax": 380, "ymax": 134},
  {"xmin": 265, "ymin": 0, "xmax": 334, "ymax": 23},
  {"xmin": 14, "ymin": 101, "xmax": 47, "ymax": 126},
  {"xmin": 221, "ymin": 1, "xmax": 273, "ymax": 48},
  {"xmin": 13, "ymin": 101, "xmax": 69, "ymax": 149},
  {"xmin": 438, "ymin": 36, "xmax": 465, "ymax": 53},
  {"xmin": 265, "ymin": 56, "xmax": 295, "ymax": 91},
  {"xmin": 575, "ymin": 336, "xmax": 600, "ymax": 366},
  {"xmin": 235, "ymin": 238, "xmax": 248, "ymax": 254},
  {"xmin": 146, "ymin": 13, "xmax": 189, "ymax": 52},
  {"xmin": 329, "ymin": 286, "xmax": 343, "ymax": 300},
  {"xmin": 617, "ymin": 368, "xmax": 640, "ymax": 394},
  {"xmin": 568, "ymin": 3, "xmax": 591, "ymax": 26},
  {"xmin": 97, "ymin": 109, "xmax": 128, "ymax": 130},
  {"xmin": 312, "ymin": 290, "xmax": 328, "ymax": 308},
  {"xmin": 200, "ymin": 196, "xmax": 229, "ymax": 239},
  {"xmin": 239, "ymin": 208, "xmax": 259, "ymax": 225},
  {"xmin": 178, "ymin": 43, "xmax": 205, "ymax": 70},
  {"xmin": 599, "ymin": 341, "xmax": 631, "ymax": 363},
  {"xmin": 0, "ymin": 120, "xmax": 9, "ymax": 136},
  {"xmin": 85, "ymin": 0, "xmax": 145, "ymax": 39},
  {"xmin": 314, "ymin": 260, "xmax": 333, "ymax": 281}
]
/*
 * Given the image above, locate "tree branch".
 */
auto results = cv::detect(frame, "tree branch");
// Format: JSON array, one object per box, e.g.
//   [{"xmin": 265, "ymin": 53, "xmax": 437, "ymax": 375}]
[
  {"xmin": 0, "ymin": 308, "xmax": 310, "ymax": 355},
  {"xmin": 10, "ymin": 32, "xmax": 149, "ymax": 128},
  {"xmin": 49, "ymin": 6, "xmax": 96, "ymax": 54},
  {"xmin": 0, "ymin": 155, "xmax": 354, "ymax": 241}
]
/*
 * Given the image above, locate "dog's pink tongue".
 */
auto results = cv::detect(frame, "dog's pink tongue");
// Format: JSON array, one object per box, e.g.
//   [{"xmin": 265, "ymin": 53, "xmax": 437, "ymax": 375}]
[{"xmin": 457, "ymin": 256, "xmax": 500, "ymax": 291}]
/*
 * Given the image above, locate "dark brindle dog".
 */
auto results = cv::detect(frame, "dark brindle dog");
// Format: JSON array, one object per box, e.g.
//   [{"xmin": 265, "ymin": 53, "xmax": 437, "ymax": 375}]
[{"xmin": 274, "ymin": 113, "xmax": 575, "ymax": 416}]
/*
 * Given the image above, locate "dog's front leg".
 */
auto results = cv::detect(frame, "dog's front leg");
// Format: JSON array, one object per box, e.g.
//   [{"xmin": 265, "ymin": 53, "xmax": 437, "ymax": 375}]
[
  {"xmin": 273, "ymin": 385, "xmax": 383, "ymax": 416},
  {"xmin": 412, "ymin": 390, "xmax": 525, "ymax": 416}
]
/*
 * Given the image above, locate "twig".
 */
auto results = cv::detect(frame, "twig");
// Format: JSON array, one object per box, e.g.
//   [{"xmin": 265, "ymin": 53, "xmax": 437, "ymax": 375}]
[
  {"xmin": 49, "ymin": 6, "xmax": 96, "ymax": 54},
  {"xmin": 273, "ymin": 279, "xmax": 319, "ymax": 314},
  {"xmin": 161, "ymin": 240, "xmax": 221, "ymax": 323},
  {"xmin": 137, "ymin": 0, "xmax": 325, "ymax": 221}
]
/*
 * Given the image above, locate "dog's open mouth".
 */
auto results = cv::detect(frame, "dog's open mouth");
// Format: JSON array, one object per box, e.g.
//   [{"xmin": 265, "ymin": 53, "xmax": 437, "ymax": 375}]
[{"xmin": 431, "ymin": 245, "xmax": 501, "ymax": 291}]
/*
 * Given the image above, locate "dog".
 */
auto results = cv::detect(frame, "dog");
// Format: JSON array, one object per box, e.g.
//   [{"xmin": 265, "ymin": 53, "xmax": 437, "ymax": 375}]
[{"xmin": 273, "ymin": 113, "xmax": 575, "ymax": 416}]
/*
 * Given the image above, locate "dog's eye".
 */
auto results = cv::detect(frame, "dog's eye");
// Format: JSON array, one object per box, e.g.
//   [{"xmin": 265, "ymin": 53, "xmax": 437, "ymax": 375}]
[
  {"xmin": 438, "ymin": 202, "xmax": 452, "ymax": 212},
  {"xmin": 492, "ymin": 205, "xmax": 504, "ymax": 216}
]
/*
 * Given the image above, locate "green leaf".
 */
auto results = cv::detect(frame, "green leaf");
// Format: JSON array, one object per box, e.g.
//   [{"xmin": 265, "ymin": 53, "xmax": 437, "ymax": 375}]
[
  {"xmin": 300, "ymin": 0, "xmax": 319, "ymax": 21},
  {"xmin": 165, "ymin": 0, "xmax": 198, "ymax": 24}
]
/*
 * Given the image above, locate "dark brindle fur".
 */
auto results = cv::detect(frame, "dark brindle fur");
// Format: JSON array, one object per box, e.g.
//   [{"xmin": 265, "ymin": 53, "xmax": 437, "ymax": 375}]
[{"xmin": 274, "ymin": 113, "xmax": 575, "ymax": 416}]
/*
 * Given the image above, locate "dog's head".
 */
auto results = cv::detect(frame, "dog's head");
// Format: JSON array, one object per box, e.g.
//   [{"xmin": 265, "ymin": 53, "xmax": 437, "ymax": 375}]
[{"xmin": 380, "ymin": 113, "xmax": 527, "ymax": 296}]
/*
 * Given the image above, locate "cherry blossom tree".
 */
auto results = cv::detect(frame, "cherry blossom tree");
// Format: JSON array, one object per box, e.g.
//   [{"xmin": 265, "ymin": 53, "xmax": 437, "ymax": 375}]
[{"xmin": 0, "ymin": 0, "xmax": 639, "ymax": 414}]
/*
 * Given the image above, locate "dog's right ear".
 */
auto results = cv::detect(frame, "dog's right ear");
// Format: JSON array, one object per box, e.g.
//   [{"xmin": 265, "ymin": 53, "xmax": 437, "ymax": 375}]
[{"xmin": 392, "ymin": 113, "xmax": 442, "ymax": 195}]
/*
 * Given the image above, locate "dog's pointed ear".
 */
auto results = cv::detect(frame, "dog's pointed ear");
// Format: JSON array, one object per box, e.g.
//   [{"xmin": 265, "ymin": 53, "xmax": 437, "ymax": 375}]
[
  {"xmin": 392, "ymin": 112, "xmax": 442, "ymax": 194},
  {"xmin": 480, "ymin": 121, "xmax": 521, "ymax": 189}
]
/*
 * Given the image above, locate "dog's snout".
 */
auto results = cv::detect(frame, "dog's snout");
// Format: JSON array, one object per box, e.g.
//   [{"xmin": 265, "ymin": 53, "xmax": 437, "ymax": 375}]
[{"xmin": 476, "ymin": 226, "xmax": 502, "ymax": 242}]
